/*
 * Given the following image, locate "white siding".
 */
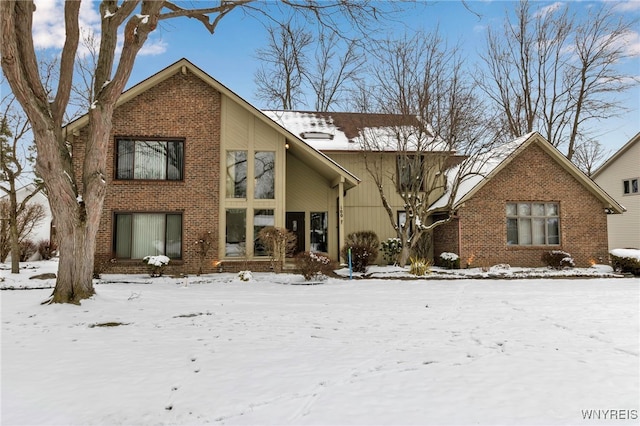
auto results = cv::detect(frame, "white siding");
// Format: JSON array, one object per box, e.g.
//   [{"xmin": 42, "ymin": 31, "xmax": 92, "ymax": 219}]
[{"xmin": 594, "ymin": 139, "xmax": 640, "ymax": 249}]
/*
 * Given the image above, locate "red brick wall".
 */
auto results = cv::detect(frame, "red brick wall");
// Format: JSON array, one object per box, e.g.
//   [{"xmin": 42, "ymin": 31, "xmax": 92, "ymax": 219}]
[
  {"xmin": 76, "ymin": 71, "xmax": 224, "ymax": 274},
  {"xmin": 449, "ymin": 142, "xmax": 609, "ymax": 268}
]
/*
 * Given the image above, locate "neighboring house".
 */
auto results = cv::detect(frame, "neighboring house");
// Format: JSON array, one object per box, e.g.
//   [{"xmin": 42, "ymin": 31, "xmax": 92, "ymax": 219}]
[
  {"xmin": 65, "ymin": 59, "xmax": 625, "ymax": 273},
  {"xmin": 268, "ymin": 113, "xmax": 625, "ymax": 268},
  {"xmin": 66, "ymin": 59, "xmax": 358, "ymax": 274},
  {"xmin": 592, "ymin": 133, "xmax": 640, "ymax": 250},
  {"xmin": 0, "ymin": 183, "xmax": 53, "ymax": 260}
]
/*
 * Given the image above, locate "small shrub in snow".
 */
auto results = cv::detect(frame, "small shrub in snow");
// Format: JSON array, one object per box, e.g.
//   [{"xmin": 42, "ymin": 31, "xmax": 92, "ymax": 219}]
[
  {"xmin": 37, "ymin": 239, "xmax": 58, "ymax": 260},
  {"xmin": 409, "ymin": 257, "xmax": 431, "ymax": 276},
  {"xmin": 437, "ymin": 252, "xmax": 460, "ymax": 270},
  {"xmin": 237, "ymin": 270, "xmax": 252, "ymax": 281},
  {"xmin": 341, "ymin": 231, "xmax": 379, "ymax": 273},
  {"xmin": 542, "ymin": 250, "xmax": 575, "ymax": 269},
  {"xmin": 294, "ymin": 251, "xmax": 336, "ymax": 281},
  {"xmin": 610, "ymin": 249, "xmax": 640, "ymax": 276},
  {"xmin": 381, "ymin": 237, "xmax": 402, "ymax": 265},
  {"xmin": 19, "ymin": 239, "xmax": 37, "ymax": 262},
  {"xmin": 143, "ymin": 255, "xmax": 170, "ymax": 277}
]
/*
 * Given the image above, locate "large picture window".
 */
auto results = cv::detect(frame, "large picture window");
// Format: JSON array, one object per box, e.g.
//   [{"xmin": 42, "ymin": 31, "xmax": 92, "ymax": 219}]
[
  {"xmin": 116, "ymin": 139, "xmax": 183, "ymax": 180},
  {"xmin": 255, "ymin": 151, "xmax": 275, "ymax": 199},
  {"xmin": 506, "ymin": 202, "xmax": 560, "ymax": 246},
  {"xmin": 253, "ymin": 209, "xmax": 275, "ymax": 256},
  {"xmin": 114, "ymin": 213, "xmax": 182, "ymax": 259},
  {"xmin": 226, "ymin": 209, "xmax": 246, "ymax": 257},
  {"xmin": 226, "ymin": 151, "xmax": 247, "ymax": 198}
]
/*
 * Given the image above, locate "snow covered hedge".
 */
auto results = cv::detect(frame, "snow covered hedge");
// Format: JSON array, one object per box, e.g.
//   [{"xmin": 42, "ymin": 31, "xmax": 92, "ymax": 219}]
[
  {"xmin": 542, "ymin": 250, "xmax": 575, "ymax": 270},
  {"xmin": 610, "ymin": 249, "xmax": 640, "ymax": 275},
  {"xmin": 437, "ymin": 252, "xmax": 460, "ymax": 270},
  {"xmin": 142, "ymin": 255, "xmax": 170, "ymax": 277}
]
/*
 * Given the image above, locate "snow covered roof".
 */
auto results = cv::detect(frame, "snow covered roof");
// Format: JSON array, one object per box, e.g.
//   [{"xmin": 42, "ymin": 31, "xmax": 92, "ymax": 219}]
[
  {"xmin": 263, "ymin": 111, "xmax": 446, "ymax": 152},
  {"xmin": 430, "ymin": 132, "xmax": 625, "ymax": 214}
]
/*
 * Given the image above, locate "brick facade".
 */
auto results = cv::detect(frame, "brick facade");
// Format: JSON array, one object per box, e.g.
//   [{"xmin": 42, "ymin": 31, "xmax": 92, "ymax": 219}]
[
  {"xmin": 76, "ymin": 71, "xmax": 223, "ymax": 275},
  {"xmin": 434, "ymin": 142, "xmax": 610, "ymax": 268}
]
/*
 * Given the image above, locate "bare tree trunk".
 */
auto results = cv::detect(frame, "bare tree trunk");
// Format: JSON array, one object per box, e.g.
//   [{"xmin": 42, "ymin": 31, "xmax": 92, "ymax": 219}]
[{"xmin": 8, "ymin": 186, "xmax": 20, "ymax": 273}]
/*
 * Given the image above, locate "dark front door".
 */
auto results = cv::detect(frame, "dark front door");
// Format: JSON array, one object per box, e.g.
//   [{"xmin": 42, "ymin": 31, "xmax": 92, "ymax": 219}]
[{"xmin": 286, "ymin": 212, "xmax": 305, "ymax": 255}]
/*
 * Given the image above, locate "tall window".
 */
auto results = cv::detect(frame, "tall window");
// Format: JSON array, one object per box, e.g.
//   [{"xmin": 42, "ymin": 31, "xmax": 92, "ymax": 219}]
[
  {"xmin": 255, "ymin": 151, "xmax": 275, "ymax": 199},
  {"xmin": 506, "ymin": 203, "xmax": 560, "ymax": 246},
  {"xmin": 254, "ymin": 209, "xmax": 275, "ymax": 256},
  {"xmin": 396, "ymin": 155, "xmax": 423, "ymax": 192},
  {"xmin": 226, "ymin": 209, "xmax": 246, "ymax": 257},
  {"xmin": 310, "ymin": 212, "xmax": 328, "ymax": 252},
  {"xmin": 116, "ymin": 139, "xmax": 183, "ymax": 180},
  {"xmin": 114, "ymin": 213, "xmax": 182, "ymax": 259},
  {"xmin": 226, "ymin": 151, "xmax": 247, "ymax": 198},
  {"xmin": 623, "ymin": 178, "xmax": 639, "ymax": 195}
]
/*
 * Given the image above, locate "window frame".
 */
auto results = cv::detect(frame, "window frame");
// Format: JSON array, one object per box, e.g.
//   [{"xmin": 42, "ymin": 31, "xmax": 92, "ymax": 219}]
[
  {"xmin": 114, "ymin": 137, "xmax": 185, "ymax": 181},
  {"xmin": 113, "ymin": 211, "xmax": 183, "ymax": 260},
  {"xmin": 623, "ymin": 178, "xmax": 639, "ymax": 195},
  {"xmin": 310, "ymin": 212, "xmax": 328, "ymax": 253},
  {"xmin": 506, "ymin": 202, "xmax": 560, "ymax": 246}
]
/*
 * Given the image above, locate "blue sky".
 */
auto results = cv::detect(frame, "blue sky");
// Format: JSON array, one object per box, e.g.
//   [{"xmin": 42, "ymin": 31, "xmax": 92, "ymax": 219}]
[{"xmin": 14, "ymin": 0, "xmax": 640, "ymax": 154}]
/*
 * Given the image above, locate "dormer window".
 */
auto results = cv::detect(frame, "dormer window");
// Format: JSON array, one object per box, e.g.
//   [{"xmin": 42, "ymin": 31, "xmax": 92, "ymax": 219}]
[{"xmin": 300, "ymin": 131, "xmax": 334, "ymax": 140}]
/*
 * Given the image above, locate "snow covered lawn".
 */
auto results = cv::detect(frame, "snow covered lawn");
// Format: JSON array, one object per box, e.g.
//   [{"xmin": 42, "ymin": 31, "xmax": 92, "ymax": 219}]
[{"xmin": 2, "ymin": 264, "xmax": 639, "ymax": 425}]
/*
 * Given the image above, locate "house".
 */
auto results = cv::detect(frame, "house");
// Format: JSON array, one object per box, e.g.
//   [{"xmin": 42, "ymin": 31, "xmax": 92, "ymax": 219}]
[
  {"xmin": 265, "ymin": 113, "xmax": 625, "ymax": 268},
  {"xmin": 592, "ymin": 133, "xmax": 640, "ymax": 250},
  {"xmin": 66, "ymin": 59, "xmax": 624, "ymax": 273},
  {"xmin": 66, "ymin": 59, "xmax": 358, "ymax": 274}
]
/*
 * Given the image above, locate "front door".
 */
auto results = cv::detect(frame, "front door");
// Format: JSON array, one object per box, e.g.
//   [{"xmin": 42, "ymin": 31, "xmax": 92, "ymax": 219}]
[{"xmin": 286, "ymin": 212, "xmax": 305, "ymax": 255}]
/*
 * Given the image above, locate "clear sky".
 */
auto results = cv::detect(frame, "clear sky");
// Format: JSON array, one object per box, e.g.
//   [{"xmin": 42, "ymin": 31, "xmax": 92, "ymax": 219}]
[{"xmin": 12, "ymin": 0, "xmax": 640, "ymax": 155}]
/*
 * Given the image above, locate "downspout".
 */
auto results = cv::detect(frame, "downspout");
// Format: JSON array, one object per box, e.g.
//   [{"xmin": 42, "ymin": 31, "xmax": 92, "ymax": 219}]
[{"xmin": 457, "ymin": 210, "xmax": 462, "ymax": 261}]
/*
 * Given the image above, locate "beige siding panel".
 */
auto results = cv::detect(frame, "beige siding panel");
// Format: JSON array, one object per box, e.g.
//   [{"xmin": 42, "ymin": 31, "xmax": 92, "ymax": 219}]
[
  {"xmin": 223, "ymin": 97, "xmax": 250, "ymax": 150},
  {"xmin": 286, "ymin": 154, "xmax": 332, "ymax": 211}
]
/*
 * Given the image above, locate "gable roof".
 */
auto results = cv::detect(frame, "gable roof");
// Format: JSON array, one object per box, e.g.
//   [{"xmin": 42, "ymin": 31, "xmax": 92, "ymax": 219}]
[
  {"xmin": 64, "ymin": 59, "xmax": 359, "ymax": 190},
  {"xmin": 431, "ymin": 132, "xmax": 625, "ymax": 213},
  {"xmin": 263, "ymin": 110, "xmax": 445, "ymax": 152},
  {"xmin": 591, "ymin": 132, "xmax": 640, "ymax": 179}
]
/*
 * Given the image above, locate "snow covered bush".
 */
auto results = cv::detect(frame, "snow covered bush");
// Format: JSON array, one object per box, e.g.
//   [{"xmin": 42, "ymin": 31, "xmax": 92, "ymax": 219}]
[
  {"xmin": 19, "ymin": 239, "xmax": 37, "ymax": 261},
  {"xmin": 294, "ymin": 251, "xmax": 336, "ymax": 281},
  {"xmin": 381, "ymin": 238, "xmax": 402, "ymax": 265},
  {"xmin": 437, "ymin": 252, "xmax": 460, "ymax": 270},
  {"xmin": 37, "ymin": 239, "xmax": 57, "ymax": 260},
  {"xmin": 542, "ymin": 250, "xmax": 575, "ymax": 269},
  {"xmin": 142, "ymin": 255, "xmax": 170, "ymax": 277},
  {"xmin": 409, "ymin": 257, "xmax": 431, "ymax": 276},
  {"xmin": 341, "ymin": 231, "xmax": 379, "ymax": 273},
  {"xmin": 237, "ymin": 270, "xmax": 252, "ymax": 281},
  {"xmin": 610, "ymin": 249, "xmax": 640, "ymax": 276}
]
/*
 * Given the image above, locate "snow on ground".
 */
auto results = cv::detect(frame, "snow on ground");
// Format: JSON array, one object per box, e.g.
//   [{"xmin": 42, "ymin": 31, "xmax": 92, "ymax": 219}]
[{"xmin": 1, "ymin": 260, "xmax": 639, "ymax": 425}]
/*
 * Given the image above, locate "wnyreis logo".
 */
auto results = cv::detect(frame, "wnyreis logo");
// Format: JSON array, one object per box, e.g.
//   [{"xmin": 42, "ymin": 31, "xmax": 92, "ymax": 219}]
[{"xmin": 581, "ymin": 409, "xmax": 638, "ymax": 421}]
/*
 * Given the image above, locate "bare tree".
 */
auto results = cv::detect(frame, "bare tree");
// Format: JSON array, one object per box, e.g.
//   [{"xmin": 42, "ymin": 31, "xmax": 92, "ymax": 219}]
[
  {"xmin": 0, "ymin": 200, "xmax": 46, "ymax": 264},
  {"xmin": 305, "ymin": 31, "xmax": 364, "ymax": 111},
  {"xmin": 254, "ymin": 20, "xmax": 312, "ymax": 110},
  {"xmin": 0, "ymin": 0, "xmax": 382, "ymax": 304},
  {"xmin": 0, "ymin": 91, "xmax": 45, "ymax": 273},
  {"xmin": 572, "ymin": 139, "xmax": 608, "ymax": 177},
  {"xmin": 355, "ymin": 31, "xmax": 498, "ymax": 266},
  {"xmin": 477, "ymin": 0, "xmax": 639, "ymax": 160}
]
